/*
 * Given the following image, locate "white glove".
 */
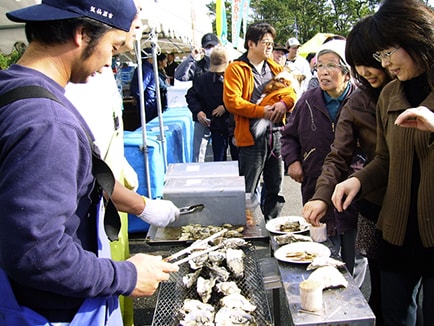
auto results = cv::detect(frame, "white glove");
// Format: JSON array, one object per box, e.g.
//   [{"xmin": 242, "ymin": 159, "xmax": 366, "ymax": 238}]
[{"xmin": 137, "ymin": 197, "xmax": 180, "ymax": 227}]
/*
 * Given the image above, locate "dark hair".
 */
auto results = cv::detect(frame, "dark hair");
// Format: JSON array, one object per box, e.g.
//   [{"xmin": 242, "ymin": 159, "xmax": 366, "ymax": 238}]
[
  {"xmin": 345, "ymin": 15, "xmax": 393, "ymax": 100},
  {"xmin": 157, "ymin": 53, "xmax": 167, "ymax": 62},
  {"xmin": 370, "ymin": 0, "xmax": 434, "ymax": 88},
  {"xmin": 323, "ymin": 35, "xmax": 346, "ymax": 43},
  {"xmin": 306, "ymin": 52, "xmax": 316, "ymax": 64},
  {"xmin": 244, "ymin": 22, "xmax": 276, "ymax": 50},
  {"xmin": 25, "ymin": 18, "xmax": 111, "ymax": 60}
]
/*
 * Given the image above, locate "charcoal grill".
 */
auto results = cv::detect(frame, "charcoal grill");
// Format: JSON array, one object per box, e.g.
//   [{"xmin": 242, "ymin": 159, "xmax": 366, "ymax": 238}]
[{"xmin": 151, "ymin": 243, "xmax": 273, "ymax": 326}]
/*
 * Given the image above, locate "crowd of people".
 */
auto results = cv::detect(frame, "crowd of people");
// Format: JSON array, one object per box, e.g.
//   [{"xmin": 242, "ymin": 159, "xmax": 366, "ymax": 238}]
[{"xmin": 0, "ymin": 0, "xmax": 433, "ymax": 325}]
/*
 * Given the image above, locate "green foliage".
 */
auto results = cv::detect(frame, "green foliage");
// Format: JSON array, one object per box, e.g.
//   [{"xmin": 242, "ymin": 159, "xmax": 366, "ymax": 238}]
[
  {"xmin": 0, "ymin": 42, "xmax": 26, "ymax": 69},
  {"xmin": 250, "ymin": 0, "xmax": 381, "ymax": 43},
  {"xmin": 207, "ymin": 0, "xmax": 381, "ymax": 46}
]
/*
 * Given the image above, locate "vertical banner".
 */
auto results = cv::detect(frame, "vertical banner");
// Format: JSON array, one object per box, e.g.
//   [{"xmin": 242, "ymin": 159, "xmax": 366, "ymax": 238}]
[
  {"xmin": 231, "ymin": 0, "xmax": 249, "ymax": 49},
  {"xmin": 216, "ymin": 0, "xmax": 228, "ymax": 45},
  {"xmin": 241, "ymin": 0, "xmax": 250, "ymax": 41},
  {"xmin": 231, "ymin": 0, "xmax": 241, "ymax": 48}
]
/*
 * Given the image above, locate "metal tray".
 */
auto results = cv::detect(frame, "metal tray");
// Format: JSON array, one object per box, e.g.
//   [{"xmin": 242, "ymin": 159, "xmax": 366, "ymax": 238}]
[{"xmin": 145, "ymin": 210, "xmax": 268, "ymax": 245}]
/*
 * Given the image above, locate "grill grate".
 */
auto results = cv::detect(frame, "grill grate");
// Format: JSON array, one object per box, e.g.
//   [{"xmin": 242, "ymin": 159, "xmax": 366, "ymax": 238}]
[{"xmin": 151, "ymin": 243, "xmax": 273, "ymax": 326}]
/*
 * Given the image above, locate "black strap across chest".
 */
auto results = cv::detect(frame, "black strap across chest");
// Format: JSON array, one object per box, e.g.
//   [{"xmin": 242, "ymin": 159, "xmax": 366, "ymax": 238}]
[{"xmin": 0, "ymin": 85, "xmax": 121, "ymax": 241}]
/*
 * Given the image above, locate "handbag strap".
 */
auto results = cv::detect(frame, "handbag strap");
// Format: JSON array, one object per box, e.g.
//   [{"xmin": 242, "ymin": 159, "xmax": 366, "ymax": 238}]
[{"xmin": 0, "ymin": 85, "xmax": 121, "ymax": 241}]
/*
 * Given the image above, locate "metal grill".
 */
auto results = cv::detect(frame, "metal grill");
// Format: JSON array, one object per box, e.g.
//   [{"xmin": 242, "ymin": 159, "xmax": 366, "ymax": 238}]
[{"xmin": 151, "ymin": 243, "xmax": 273, "ymax": 326}]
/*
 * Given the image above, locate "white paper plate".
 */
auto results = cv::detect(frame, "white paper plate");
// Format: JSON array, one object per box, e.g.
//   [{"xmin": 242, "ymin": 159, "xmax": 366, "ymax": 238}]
[
  {"xmin": 274, "ymin": 242, "xmax": 331, "ymax": 264},
  {"xmin": 265, "ymin": 216, "xmax": 309, "ymax": 234}
]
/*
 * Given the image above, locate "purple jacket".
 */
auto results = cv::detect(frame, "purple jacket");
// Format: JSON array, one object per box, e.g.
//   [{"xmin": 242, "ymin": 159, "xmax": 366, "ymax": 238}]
[{"xmin": 281, "ymin": 84, "xmax": 357, "ymax": 234}]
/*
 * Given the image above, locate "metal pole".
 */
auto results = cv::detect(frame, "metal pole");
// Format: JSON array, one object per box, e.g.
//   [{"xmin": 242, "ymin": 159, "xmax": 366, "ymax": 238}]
[
  {"xmin": 134, "ymin": 38, "xmax": 152, "ymax": 198},
  {"xmin": 149, "ymin": 28, "xmax": 167, "ymax": 169}
]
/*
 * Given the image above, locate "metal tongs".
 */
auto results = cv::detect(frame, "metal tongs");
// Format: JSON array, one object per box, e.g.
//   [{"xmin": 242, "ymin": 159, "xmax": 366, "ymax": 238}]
[
  {"xmin": 164, "ymin": 228, "xmax": 228, "ymax": 265},
  {"xmin": 178, "ymin": 204, "xmax": 205, "ymax": 215}
]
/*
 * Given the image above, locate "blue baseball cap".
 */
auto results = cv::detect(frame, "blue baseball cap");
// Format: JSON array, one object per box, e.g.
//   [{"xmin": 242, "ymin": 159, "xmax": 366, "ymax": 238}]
[{"xmin": 6, "ymin": 0, "xmax": 137, "ymax": 32}]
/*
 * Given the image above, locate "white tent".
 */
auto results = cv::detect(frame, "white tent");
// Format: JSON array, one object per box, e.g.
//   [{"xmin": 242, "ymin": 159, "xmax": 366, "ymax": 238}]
[
  {"xmin": 0, "ymin": 0, "xmax": 213, "ymax": 197},
  {"xmin": 0, "ymin": 0, "xmax": 212, "ymax": 55},
  {"xmin": 0, "ymin": 0, "xmax": 38, "ymax": 53}
]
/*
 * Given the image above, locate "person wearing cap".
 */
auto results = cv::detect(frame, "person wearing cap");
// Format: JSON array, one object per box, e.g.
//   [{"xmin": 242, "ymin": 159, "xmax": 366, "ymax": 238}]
[
  {"xmin": 186, "ymin": 46, "xmax": 237, "ymax": 161},
  {"xmin": 129, "ymin": 47, "xmax": 164, "ymax": 122},
  {"xmin": 175, "ymin": 32, "xmax": 220, "ymax": 162},
  {"xmin": 272, "ymin": 44, "xmax": 288, "ymax": 66},
  {"xmin": 0, "ymin": 1, "xmax": 180, "ymax": 325},
  {"xmin": 285, "ymin": 37, "xmax": 312, "ymax": 96},
  {"xmin": 174, "ymin": 32, "xmax": 220, "ymax": 82},
  {"xmin": 64, "ymin": 9, "xmax": 151, "ymax": 325},
  {"xmin": 281, "ymin": 39, "xmax": 365, "ymax": 282},
  {"xmin": 223, "ymin": 22, "xmax": 296, "ymax": 221}
]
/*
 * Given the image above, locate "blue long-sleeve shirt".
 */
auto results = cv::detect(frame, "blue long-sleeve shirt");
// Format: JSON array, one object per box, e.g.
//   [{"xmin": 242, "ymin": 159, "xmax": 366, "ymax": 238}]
[{"xmin": 0, "ymin": 65, "xmax": 136, "ymax": 321}]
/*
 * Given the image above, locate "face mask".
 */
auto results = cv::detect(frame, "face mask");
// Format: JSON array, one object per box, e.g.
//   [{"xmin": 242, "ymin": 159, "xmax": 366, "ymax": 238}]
[{"xmin": 204, "ymin": 47, "xmax": 214, "ymax": 57}]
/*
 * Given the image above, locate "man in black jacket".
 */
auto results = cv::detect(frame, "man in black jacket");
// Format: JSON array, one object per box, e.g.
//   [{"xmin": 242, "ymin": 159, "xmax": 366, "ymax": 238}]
[{"xmin": 186, "ymin": 46, "xmax": 237, "ymax": 161}]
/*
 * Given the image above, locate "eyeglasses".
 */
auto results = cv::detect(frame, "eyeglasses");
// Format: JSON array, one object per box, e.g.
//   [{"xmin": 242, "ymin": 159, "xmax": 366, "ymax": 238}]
[
  {"xmin": 372, "ymin": 47, "xmax": 400, "ymax": 63},
  {"xmin": 314, "ymin": 63, "xmax": 342, "ymax": 71},
  {"xmin": 261, "ymin": 40, "xmax": 274, "ymax": 47}
]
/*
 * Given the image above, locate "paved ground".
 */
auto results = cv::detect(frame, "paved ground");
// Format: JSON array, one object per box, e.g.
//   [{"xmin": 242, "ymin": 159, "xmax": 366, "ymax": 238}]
[{"xmin": 128, "ymin": 156, "xmax": 371, "ymax": 325}]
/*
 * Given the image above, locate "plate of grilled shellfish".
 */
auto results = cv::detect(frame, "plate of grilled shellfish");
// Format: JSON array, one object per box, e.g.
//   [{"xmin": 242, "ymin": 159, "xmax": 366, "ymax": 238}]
[
  {"xmin": 265, "ymin": 215, "xmax": 309, "ymax": 234},
  {"xmin": 274, "ymin": 242, "xmax": 331, "ymax": 264}
]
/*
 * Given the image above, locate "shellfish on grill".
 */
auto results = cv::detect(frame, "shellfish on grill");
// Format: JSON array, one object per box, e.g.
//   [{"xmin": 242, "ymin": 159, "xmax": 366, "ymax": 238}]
[
  {"xmin": 208, "ymin": 249, "xmax": 226, "ymax": 264},
  {"xmin": 216, "ymin": 281, "xmax": 241, "ymax": 296},
  {"xmin": 220, "ymin": 293, "xmax": 257, "ymax": 312},
  {"xmin": 207, "ymin": 263, "xmax": 230, "ymax": 282},
  {"xmin": 226, "ymin": 248, "xmax": 245, "ymax": 279},
  {"xmin": 179, "ymin": 299, "xmax": 215, "ymax": 325},
  {"xmin": 215, "ymin": 306, "xmax": 256, "ymax": 326},
  {"xmin": 182, "ymin": 268, "xmax": 202, "ymax": 288},
  {"xmin": 197, "ymin": 276, "xmax": 216, "ymax": 303}
]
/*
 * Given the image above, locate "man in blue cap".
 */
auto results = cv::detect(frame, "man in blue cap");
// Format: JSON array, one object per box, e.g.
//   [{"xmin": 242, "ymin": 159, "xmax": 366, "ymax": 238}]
[
  {"xmin": 175, "ymin": 32, "xmax": 220, "ymax": 82},
  {"xmin": 0, "ymin": 1, "xmax": 179, "ymax": 325}
]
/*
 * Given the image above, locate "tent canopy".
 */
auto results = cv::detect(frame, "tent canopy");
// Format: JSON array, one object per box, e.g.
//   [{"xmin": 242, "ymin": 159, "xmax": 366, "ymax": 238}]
[
  {"xmin": 0, "ymin": 0, "xmax": 212, "ymax": 56},
  {"xmin": 0, "ymin": 0, "xmax": 38, "ymax": 53},
  {"xmin": 298, "ymin": 33, "xmax": 340, "ymax": 59}
]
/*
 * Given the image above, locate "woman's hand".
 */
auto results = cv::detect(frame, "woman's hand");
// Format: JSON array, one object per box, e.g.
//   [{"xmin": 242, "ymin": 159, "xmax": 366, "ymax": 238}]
[
  {"xmin": 395, "ymin": 106, "xmax": 434, "ymax": 132},
  {"xmin": 331, "ymin": 177, "xmax": 361, "ymax": 212}
]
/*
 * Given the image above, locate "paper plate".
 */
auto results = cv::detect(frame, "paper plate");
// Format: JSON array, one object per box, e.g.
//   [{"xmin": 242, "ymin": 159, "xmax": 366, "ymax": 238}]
[
  {"xmin": 274, "ymin": 242, "xmax": 331, "ymax": 264},
  {"xmin": 265, "ymin": 216, "xmax": 309, "ymax": 234}
]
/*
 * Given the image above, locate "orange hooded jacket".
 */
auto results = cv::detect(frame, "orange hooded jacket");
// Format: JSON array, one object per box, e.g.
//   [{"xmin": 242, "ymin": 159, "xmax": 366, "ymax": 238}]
[{"xmin": 223, "ymin": 57, "xmax": 295, "ymax": 146}]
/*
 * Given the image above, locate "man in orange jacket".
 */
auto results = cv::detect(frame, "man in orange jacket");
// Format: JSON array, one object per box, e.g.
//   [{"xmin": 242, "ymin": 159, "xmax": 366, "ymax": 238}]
[{"xmin": 223, "ymin": 22, "xmax": 296, "ymax": 220}]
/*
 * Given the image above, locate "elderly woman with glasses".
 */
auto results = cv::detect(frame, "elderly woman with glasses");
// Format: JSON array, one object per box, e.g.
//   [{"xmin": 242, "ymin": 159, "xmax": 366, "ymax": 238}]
[
  {"xmin": 332, "ymin": 1, "xmax": 434, "ymax": 325},
  {"xmin": 301, "ymin": 15, "xmax": 394, "ymax": 325},
  {"xmin": 281, "ymin": 39, "xmax": 363, "ymax": 279}
]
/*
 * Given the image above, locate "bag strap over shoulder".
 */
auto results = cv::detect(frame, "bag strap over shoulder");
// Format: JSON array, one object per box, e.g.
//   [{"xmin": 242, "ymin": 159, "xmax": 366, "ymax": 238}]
[
  {"xmin": 0, "ymin": 85, "xmax": 121, "ymax": 241},
  {"xmin": 0, "ymin": 85, "xmax": 61, "ymax": 106}
]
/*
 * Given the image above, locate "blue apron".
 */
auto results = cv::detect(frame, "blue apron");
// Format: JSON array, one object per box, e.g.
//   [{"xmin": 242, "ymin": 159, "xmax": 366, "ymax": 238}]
[{"xmin": 0, "ymin": 200, "xmax": 123, "ymax": 326}]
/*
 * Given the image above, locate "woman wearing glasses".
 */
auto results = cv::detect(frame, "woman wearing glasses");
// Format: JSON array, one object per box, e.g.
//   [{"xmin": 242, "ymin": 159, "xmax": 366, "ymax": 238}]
[
  {"xmin": 302, "ymin": 15, "xmax": 393, "ymax": 325},
  {"xmin": 281, "ymin": 39, "xmax": 362, "ymax": 278},
  {"xmin": 332, "ymin": 1, "xmax": 434, "ymax": 325}
]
